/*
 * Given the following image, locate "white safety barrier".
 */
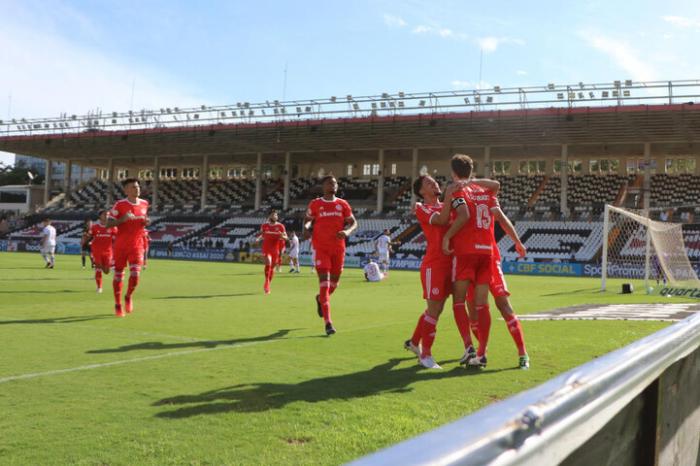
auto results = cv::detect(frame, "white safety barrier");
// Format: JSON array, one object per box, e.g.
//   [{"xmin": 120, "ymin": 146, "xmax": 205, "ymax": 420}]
[{"xmin": 351, "ymin": 312, "xmax": 700, "ymax": 466}]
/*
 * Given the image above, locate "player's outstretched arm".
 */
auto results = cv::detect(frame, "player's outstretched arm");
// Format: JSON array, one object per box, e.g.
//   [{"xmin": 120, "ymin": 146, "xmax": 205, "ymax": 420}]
[
  {"xmin": 494, "ymin": 207, "xmax": 526, "ymax": 257},
  {"xmin": 471, "ymin": 178, "xmax": 500, "ymax": 196}
]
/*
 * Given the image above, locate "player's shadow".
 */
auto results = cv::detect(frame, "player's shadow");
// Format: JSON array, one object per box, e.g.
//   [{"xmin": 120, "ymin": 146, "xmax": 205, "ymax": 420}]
[
  {"xmin": 153, "ymin": 357, "xmax": 511, "ymax": 418},
  {"xmin": 86, "ymin": 328, "xmax": 297, "ymax": 354},
  {"xmin": 0, "ymin": 314, "xmax": 111, "ymax": 325},
  {"xmin": 153, "ymin": 292, "xmax": 257, "ymax": 300},
  {"xmin": 0, "ymin": 289, "xmax": 81, "ymax": 294}
]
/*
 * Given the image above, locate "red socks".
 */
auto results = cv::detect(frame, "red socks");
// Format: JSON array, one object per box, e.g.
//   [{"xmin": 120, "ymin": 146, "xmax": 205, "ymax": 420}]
[
  {"xmin": 420, "ymin": 313, "xmax": 438, "ymax": 358},
  {"xmin": 126, "ymin": 265, "xmax": 141, "ymax": 298},
  {"xmin": 95, "ymin": 270, "xmax": 102, "ymax": 289},
  {"xmin": 113, "ymin": 270, "xmax": 124, "ymax": 306},
  {"xmin": 452, "ymin": 302, "xmax": 473, "ymax": 347},
  {"xmin": 504, "ymin": 313, "xmax": 527, "ymax": 356},
  {"xmin": 319, "ymin": 280, "xmax": 331, "ymax": 323},
  {"xmin": 329, "ymin": 281, "xmax": 338, "ymax": 295},
  {"xmin": 411, "ymin": 311, "xmax": 426, "ymax": 346},
  {"xmin": 476, "ymin": 304, "xmax": 491, "ymax": 357}
]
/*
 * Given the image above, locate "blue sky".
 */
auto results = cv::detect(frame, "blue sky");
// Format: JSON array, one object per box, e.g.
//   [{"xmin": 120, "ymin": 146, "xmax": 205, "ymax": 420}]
[{"xmin": 2, "ymin": 0, "xmax": 700, "ymax": 165}]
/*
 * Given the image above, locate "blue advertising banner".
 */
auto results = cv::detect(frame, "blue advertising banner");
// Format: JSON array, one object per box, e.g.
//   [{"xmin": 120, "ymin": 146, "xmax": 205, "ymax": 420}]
[
  {"xmin": 0, "ymin": 240, "xmax": 6, "ymax": 252},
  {"xmin": 502, "ymin": 261, "xmax": 583, "ymax": 277}
]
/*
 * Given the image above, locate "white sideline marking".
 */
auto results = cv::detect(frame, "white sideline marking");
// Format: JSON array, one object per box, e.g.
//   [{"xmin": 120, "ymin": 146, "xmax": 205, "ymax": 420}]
[
  {"xmin": 0, "ymin": 340, "xmax": 269, "ymax": 385},
  {"xmin": 0, "ymin": 319, "xmax": 415, "ymax": 385},
  {"xmin": 0, "ymin": 316, "xmax": 201, "ymax": 342}
]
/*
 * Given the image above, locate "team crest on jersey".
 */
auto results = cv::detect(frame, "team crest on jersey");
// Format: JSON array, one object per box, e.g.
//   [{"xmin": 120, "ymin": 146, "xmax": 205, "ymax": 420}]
[
  {"xmin": 432, "ymin": 287, "xmax": 440, "ymax": 295},
  {"xmin": 335, "ymin": 204, "xmax": 342, "ymax": 211}
]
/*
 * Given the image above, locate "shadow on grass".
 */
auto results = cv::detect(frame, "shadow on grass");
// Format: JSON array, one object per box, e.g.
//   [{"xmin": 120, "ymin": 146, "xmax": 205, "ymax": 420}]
[
  {"xmin": 86, "ymin": 328, "xmax": 298, "ymax": 354},
  {"xmin": 154, "ymin": 293, "xmax": 257, "ymax": 300},
  {"xmin": 541, "ymin": 287, "xmax": 600, "ymax": 297},
  {"xmin": 0, "ymin": 314, "xmax": 111, "ymax": 325},
  {"xmin": 153, "ymin": 357, "xmax": 517, "ymax": 418},
  {"xmin": 0, "ymin": 289, "xmax": 81, "ymax": 294}
]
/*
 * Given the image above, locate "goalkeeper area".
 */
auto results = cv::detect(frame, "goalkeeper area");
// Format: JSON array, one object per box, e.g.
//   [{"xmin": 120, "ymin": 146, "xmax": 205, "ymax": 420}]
[{"xmin": 0, "ymin": 252, "xmax": 693, "ymax": 465}]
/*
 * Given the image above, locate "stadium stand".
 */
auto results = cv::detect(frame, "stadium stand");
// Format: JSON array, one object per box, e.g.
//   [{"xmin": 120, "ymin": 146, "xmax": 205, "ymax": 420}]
[{"xmin": 497, "ymin": 221, "xmax": 604, "ymax": 262}]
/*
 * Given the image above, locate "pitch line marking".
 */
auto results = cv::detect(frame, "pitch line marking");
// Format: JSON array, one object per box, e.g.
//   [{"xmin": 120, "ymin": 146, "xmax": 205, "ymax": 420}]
[
  {"xmin": 0, "ymin": 319, "xmax": 415, "ymax": 385},
  {"xmin": 0, "ymin": 316, "xmax": 201, "ymax": 343}
]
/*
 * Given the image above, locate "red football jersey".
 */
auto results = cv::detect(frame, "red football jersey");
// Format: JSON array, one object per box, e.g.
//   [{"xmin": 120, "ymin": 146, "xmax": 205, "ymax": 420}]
[
  {"xmin": 89, "ymin": 222, "xmax": 116, "ymax": 251},
  {"xmin": 108, "ymin": 198, "xmax": 149, "ymax": 249},
  {"xmin": 450, "ymin": 185, "xmax": 499, "ymax": 256},
  {"xmin": 260, "ymin": 222, "xmax": 286, "ymax": 252},
  {"xmin": 306, "ymin": 197, "xmax": 353, "ymax": 250},
  {"xmin": 415, "ymin": 201, "xmax": 451, "ymax": 267}
]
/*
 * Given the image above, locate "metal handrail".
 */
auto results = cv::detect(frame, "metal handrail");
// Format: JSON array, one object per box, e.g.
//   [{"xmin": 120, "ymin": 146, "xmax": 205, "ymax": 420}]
[
  {"xmin": 350, "ymin": 311, "xmax": 700, "ymax": 466},
  {"xmin": 3, "ymin": 79, "xmax": 700, "ymax": 138}
]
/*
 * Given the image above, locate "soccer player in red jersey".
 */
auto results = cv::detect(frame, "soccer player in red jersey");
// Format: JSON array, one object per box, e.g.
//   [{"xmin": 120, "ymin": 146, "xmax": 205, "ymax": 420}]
[
  {"xmin": 106, "ymin": 178, "xmax": 150, "ymax": 317},
  {"xmin": 303, "ymin": 175, "xmax": 357, "ymax": 335},
  {"xmin": 442, "ymin": 154, "xmax": 499, "ymax": 368},
  {"xmin": 257, "ymin": 210, "xmax": 287, "ymax": 294},
  {"xmin": 87, "ymin": 210, "xmax": 117, "ymax": 293},
  {"xmin": 467, "ymin": 207, "xmax": 531, "ymax": 368},
  {"xmin": 404, "ymin": 175, "xmax": 457, "ymax": 368}
]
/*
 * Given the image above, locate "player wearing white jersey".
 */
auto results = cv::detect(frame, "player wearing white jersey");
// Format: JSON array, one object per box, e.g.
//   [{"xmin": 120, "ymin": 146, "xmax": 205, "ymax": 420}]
[
  {"xmin": 40, "ymin": 218, "xmax": 57, "ymax": 269},
  {"xmin": 364, "ymin": 259, "xmax": 384, "ymax": 282},
  {"xmin": 288, "ymin": 231, "xmax": 300, "ymax": 273},
  {"xmin": 375, "ymin": 229, "xmax": 399, "ymax": 273}
]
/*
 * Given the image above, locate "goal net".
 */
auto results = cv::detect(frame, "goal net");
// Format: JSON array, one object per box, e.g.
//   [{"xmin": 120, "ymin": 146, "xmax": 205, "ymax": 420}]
[{"xmin": 601, "ymin": 205, "xmax": 700, "ymax": 291}]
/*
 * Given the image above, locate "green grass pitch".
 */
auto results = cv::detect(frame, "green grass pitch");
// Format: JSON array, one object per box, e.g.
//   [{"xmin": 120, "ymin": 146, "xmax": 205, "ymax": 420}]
[{"xmin": 0, "ymin": 252, "xmax": 689, "ymax": 465}]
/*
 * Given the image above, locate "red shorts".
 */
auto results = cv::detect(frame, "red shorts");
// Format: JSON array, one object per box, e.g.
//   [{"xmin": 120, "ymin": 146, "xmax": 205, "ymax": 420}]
[
  {"xmin": 262, "ymin": 248, "xmax": 279, "ymax": 266},
  {"xmin": 113, "ymin": 247, "xmax": 145, "ymax": 270},
  {"xmin": 453, "ymin": 254, "xmax": 492, "ymax": 285},
  {"xmin": 421, "ymin": 262, "xmax": 452, "ymax": 301},
  {"xmin": 314, "ymin": 247, "xmax": 345, "ymax": 275},
  {"xmin": 467, "ymin": 259, "xmax": 510, "ymax": 301},
  {"xmin": 92, "ymin": 249, "xmax": 113, "ymax": 269}
]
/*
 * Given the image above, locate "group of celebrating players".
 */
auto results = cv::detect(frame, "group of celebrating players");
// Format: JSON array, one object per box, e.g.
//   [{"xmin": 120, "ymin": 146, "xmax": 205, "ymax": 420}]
[
  {"xmin": 257, "ymin": 155, "xmax": 529, "ymax": 370},
  {"xmin": 40, "ymin": 158, "xmax": 529, "ymax": 370}
]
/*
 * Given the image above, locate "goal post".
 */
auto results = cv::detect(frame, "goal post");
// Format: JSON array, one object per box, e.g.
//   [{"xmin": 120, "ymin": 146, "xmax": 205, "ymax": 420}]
[{"xmin": 601, "ymin": 204, "xmax": 700, "ymax": 292}]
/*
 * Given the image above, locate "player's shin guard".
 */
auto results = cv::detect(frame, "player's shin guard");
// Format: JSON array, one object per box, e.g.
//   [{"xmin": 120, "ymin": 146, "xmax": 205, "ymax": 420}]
[
  {"xmin": 113, "ymin": 270, "xmax": 124, "ymax": 306},
  {"xmin": 504, "ymin": 313, "xmax": 526, "ymax": 356},
  {"xmin": 452, "ymin": 302, "xmax": 473, "ymax": 347},
  {"xmin": 319, "ymin": 279, "xmax": 331, "ymax": 323},
  {"xmin": 126, "ymin": 265, "xmax": 140, "ymax": 298},
  {"xmin": 420, "ymin": 313, "xmax": 438, "ymax": 358},
  {"xmin": 411, "ymin": 311, "xmax": 427, "ymax": 346},
  {"xmin": 95, "ymin": 270, "xmax": 103, "ymax": 289},
  {"xmin": 476, "ymin": 305, "xmax": 491, "ymax": 357}
]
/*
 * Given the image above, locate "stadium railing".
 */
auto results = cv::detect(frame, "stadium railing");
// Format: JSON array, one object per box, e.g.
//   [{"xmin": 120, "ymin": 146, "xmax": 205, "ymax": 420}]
[{"xmin": 350, "ymin": 312, "xmax": 700, "ymax": 466}]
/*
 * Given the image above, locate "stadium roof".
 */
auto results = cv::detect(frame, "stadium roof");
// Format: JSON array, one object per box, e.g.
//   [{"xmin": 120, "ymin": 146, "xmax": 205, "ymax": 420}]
[{"xmin": 3, "ymin": 79, "xmax": 700, "ymax": 168}]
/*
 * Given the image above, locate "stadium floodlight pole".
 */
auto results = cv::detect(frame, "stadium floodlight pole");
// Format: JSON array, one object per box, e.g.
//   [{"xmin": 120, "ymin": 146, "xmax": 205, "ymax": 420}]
[{"xmin": 601, "ymin": 204, "xmax": 610, "ymax": 291}]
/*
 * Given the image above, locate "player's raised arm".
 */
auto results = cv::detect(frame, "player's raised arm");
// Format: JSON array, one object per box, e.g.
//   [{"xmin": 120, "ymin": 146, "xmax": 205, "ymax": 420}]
[
  {"xmin": 430, "ymin": 183, "xmax": 457, "ymax": 226},
  {"xmin": 494, "ymin": 207, "xmax": 526, "ymax": 258},
  {"xmin": 471, "ymin": 178, "xmax": 500, "ymax": 196}
]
